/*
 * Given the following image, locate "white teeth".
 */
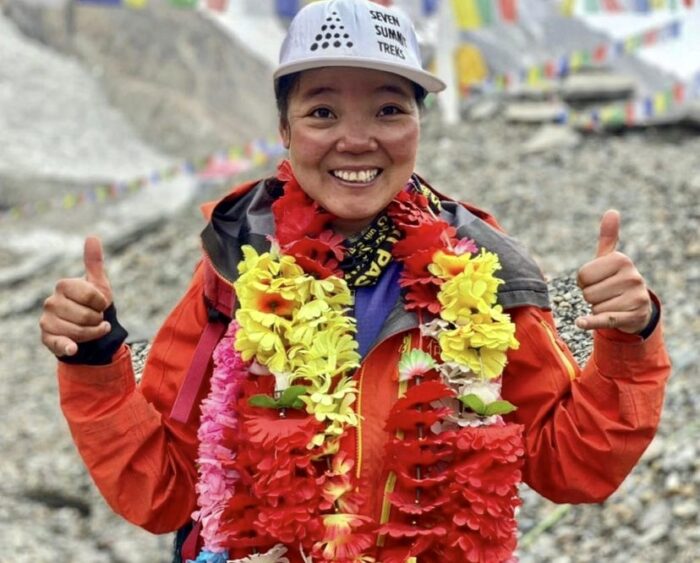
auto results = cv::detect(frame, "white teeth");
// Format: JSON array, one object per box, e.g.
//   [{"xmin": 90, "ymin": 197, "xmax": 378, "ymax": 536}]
[{"xmin": 333, "ymin": 169, "xmax": 379, "ymax": 183}]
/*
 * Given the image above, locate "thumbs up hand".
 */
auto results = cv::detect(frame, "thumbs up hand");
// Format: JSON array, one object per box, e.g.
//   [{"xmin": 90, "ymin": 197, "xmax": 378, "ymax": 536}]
[
  {"xmin": 575, "ymin": 210, "xmax": 653, "ymax": 334},
  {"xmin": 40, "ymin": 237, "xmax": 114, "ymax": 357}
]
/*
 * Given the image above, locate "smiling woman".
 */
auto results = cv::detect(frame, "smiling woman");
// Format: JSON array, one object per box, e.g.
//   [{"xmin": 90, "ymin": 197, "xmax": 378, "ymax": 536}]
[{"xmin": 39, "ymin": 1, "xmax": 671, "ymax": 563}]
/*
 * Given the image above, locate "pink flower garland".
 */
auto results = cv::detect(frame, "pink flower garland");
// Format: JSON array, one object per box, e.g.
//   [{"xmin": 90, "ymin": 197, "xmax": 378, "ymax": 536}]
[{"xmin": 193, "ymin": 321, "xmax": 248, "ymax": 553}]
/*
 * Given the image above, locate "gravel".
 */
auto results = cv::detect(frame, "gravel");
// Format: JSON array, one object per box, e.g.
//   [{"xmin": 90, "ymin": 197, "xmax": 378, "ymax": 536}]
[{"xmin": 1, "ymin": 11, "xmax": 699, "ymax": 563}]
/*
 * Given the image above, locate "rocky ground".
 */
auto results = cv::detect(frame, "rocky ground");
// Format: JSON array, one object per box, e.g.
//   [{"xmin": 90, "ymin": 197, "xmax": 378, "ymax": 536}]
[{"xmin": 1, "ymin": 7, "xmax": 699, "ymax": 563}]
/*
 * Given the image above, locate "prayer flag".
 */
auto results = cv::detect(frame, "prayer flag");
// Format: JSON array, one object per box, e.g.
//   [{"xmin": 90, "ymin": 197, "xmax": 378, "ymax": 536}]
[
  {"xmin": 561, "ymin": 0, "xmax": 576, "ymax": 15},
  {"xmin": 124, "ymin": 0, "xmax": 147, "ymax": 8},
  {"xmin": 452, "ymin": 0, "xmax": 482, "ymax": 30},
  {"xmin": 168, "ymin": 0, "xmax": 198, "ymax": 7},
  {"xmin": 653, "ymin": 92, "xmax": 666, "ymax": 114},
  {"xmin": 476, "ymin": 0, "xmax": 495, "ymax": 25},
  {"xmin": 634, "ymin": 0, "xmax": 651, "ymax": 13},
  {"xmin": 76, "ymin": 0, "xmax": 121, "ymax": 5},
  {"xmin": 601, "ymin": 0, "xmax": 623, "ymax": 10},
  {"xmin": 585, "ymin": 0, "xmax": 600, "ymax": 12},
  {"xmin": 276, "ymin": 0, "xmax": 299, "ymax": 18},
  {"xmin": 423, "ymin": 0, "xmax": 439, "ymax": 15},
  {"xmin": 206, "ymin": 0, "xmax": 228, "ymax": 11},
  {"xmin": 673, "ymin": 82, "xmax": 685, "ymax": 103},
  {"xmin": 593, "ymin": 43, "xmax": 608, "ymax": 63},
  {"xmin": 499, "ymin": 0, "xmax": 517, "ymax": 22}
]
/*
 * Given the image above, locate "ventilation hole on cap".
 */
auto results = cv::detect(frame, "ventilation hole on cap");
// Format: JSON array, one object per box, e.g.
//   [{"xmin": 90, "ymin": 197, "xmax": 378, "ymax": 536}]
[
  {"xmin": 316, "ymin": 34, "xmax": 322, "ymax": 40},
  {"xmin": 321, "ymin": 24, "xmax": 327, "ymax": 30},
  {"xmin": 343, "ymin": 33, "xmax": 349, "ymax": 38},
  {"xmin": 310, "ymin": 43, "xmax": 319, "ymax": 51},
  {"xmin": 339, "ymin": 25, "xmax": 344, "ymax": 29},
  {"xmin": 332, "ymin": 11, "xmax": 337, "ymax": 14},
  {"xmin": 346, "ymin": 41, "xmax": 353, "ymax": 47},
  {"xmin": 326, "ymin": 17, "xmax": 332, "ymax": 21},
  {"xmin": 334, "ymin": 33, "xmax": 340, "ymax": 38},
  {"xmin": 334, "ymin": 41, "xmax": 341, "ymax": 47},
  {"xmin": 322, "ymin": 42, "xmax": 329, "ymax": 49},
  {"xmin": 330, "ymin": 25, "xmax": 336, "ymax": 29},
  {"xmin": 325, "ymin": 33, "xmax": 332, "ymax": 39}
]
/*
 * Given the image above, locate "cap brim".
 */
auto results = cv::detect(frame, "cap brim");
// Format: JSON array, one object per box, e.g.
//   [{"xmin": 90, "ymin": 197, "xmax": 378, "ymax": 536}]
[{"xmin": 274, "ymin": 57, "xmax": 446, "ymax": 94}]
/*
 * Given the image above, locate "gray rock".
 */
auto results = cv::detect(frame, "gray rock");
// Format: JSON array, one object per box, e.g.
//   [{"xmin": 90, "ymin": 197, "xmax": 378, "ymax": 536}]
[
  {"xmin": 505, "ymin": 101, "xmax": 568, "ymax": 123},
  {"xmin": 521, "ymin": 124, "xmax": 581, "ymax": 154},
  {"xmin": 561, "ymin": 72, "xmax": 637, "ymax": 102}
]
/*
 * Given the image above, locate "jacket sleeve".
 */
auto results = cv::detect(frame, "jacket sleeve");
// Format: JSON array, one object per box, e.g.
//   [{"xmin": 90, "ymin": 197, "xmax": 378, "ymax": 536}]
[
  {"xmin": 57, "ymin": 262, "xmax": 210, "ymax": 533},
  {"xmin": 501, "ymin": 299, "xmax": 671, "ymax": 504}
]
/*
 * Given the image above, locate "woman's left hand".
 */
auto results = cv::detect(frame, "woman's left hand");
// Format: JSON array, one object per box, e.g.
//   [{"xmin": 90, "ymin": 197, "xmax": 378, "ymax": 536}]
[{"xmin": 575, "ymin": 210, "xmax": 653, "ymax": 334}]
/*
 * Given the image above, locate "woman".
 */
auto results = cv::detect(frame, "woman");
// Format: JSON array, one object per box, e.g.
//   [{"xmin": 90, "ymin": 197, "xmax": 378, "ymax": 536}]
[{"xmin": 39, "ymin": 1, "xmax": 670, "ymax": 562}]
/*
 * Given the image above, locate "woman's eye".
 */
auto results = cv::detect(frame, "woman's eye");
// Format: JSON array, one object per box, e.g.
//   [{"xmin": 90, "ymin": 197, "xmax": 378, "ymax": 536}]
[
  {"xmin": 378, "ymin": 105, "xmax": 405, "ymax": 117},
  {"xmin": 310, "ymin": 107, "xmax": 334, "ymax": 119}
]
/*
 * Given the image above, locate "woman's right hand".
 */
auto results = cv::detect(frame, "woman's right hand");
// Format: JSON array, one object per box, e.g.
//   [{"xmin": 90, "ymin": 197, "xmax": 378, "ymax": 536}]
[{"xmin": 40, "ymin": 237, "xmax": 114, "ymax": 358}]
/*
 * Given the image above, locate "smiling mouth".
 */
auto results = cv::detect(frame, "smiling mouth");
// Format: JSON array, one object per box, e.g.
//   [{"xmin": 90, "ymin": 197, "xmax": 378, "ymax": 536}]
[{"xmin": 331, "ymin": 168, "xmax": 382, "ymax": 184}]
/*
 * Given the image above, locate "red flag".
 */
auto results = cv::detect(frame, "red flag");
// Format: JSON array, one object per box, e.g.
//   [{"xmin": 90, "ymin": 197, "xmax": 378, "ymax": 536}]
[
  {"xmin": 206, "ymin": 0, "xmax": 228, "ymax": 11},
  {"xmin": 683, "ymin": 0, "xmax": 693, "ymax": 7},
  {"xmin": 499, "ymin": 0, "xmax": 517, "ymax": 22},
  {"xmin": 544, "ymin": 60, "xmax": 556, "ymax": 78},
  {"xmin": 601, "ymin": 0, "xmax": 623, "ymax": 10},
  {"xmin": 625, "ymin": 103, "xmax": 635, "ymax": 126},
  {"xmin": 593, "ymin": 43, "xmax": 608, "ymax": 63},
  {"xmin": 643, "ymin": 30, "xmax": 658, "ymax": 46},
  {"xmin": 673, "ymin": 82, "xmax": 685, "ymax": 103}
]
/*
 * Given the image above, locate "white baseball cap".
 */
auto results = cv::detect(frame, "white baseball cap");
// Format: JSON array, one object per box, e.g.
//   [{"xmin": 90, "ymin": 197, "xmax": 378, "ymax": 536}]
[{"xmin": 274, "ymin": 0, "xmax": 446, "ymax": 94}]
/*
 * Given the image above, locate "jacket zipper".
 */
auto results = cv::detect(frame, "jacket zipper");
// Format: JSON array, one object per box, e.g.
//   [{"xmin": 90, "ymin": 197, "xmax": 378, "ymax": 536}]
[
  {"xmin": 375, "ymin": 333, "xmax": 413, "ymax": 548},
  {"xmin": 201, "ymin": 246, "xmax": 234, "ymax": 285},
  {"xmin": 540, "ymin": 320, "xmax": 576, "ymax": 380}
]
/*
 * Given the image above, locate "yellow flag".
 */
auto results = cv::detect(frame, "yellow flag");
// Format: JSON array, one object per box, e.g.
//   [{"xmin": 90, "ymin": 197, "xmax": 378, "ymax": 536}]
[
  {"xmin": 561, "ymin": 0, "xmax": 576, "ymax": 16},
  {"xmin": 454, "ymin": 43, "xmax": 487, "ymax": 89},
  {"xmin": 570, "ymin": 51, "xmax": 584, "ymax": 72},
  {"xmin": 527, "ymin": 66, "xmax": 542, "ymax": 85},
  {"xmin": 63, "ymin": 193, "xmax": 77, "ymax": 210},
  {"xmin": 653, "ymin": 92, "xmax": 667, "ymax": 114},
  {"xmin": 125, "ymin": 0, "xmax": 148, "ymax": 8},
  {"xmin": 452, "ymin": 0, "xmax": 482, "ymax": 30}
]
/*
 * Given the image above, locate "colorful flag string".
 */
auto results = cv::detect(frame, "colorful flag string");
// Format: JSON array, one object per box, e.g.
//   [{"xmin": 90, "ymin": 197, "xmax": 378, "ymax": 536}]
[
  {"xmin": 562, "ymin": 0, "xmax": 695, "ymax": 16},
  {"xmin": 556, "ymin": 72, "xmax": 700, "ymax": 129},
  {"xmin": 451, "ymin": 0, "xmax": 519, "ymax": 30},
  {"xmin": 460, "ymin": 18, "xmax": 683, "ymax": 97},
  {"xmin": 75, "ymin": 0, "xmax": 231, "ymax": 12},
  {"xmin": 0, "ymin": 137, "xmax": 286, "ymax": 224}
]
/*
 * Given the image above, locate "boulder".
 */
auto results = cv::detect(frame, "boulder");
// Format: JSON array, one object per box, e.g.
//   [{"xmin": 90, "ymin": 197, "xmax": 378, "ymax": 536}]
[
  {"xmin": 521, "ymin": 124, "xmax": 581, "ymax": 154},
  {"xmin": 505, "ymin": 101, "xmax": 568, "ymax": 123},
  {"xmin": 561, "ymin": 72, "xmax": 637, "ymax": 102}
]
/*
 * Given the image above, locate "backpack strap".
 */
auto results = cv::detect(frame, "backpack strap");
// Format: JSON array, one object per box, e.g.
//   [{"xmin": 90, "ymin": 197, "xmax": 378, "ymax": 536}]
[
  {"xmin": 169, "ymin": 262, "xmax": 234, "ymax": 424},
  {"xmin": 179, "ymin": 520, "xmax": 203, "ymax": 562}
]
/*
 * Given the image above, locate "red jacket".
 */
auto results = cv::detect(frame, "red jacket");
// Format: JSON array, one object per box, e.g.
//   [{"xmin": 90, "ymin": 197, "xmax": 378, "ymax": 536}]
[{"xmin": 57, "ymin": 181, "xmax": 671, "ymax": 536}]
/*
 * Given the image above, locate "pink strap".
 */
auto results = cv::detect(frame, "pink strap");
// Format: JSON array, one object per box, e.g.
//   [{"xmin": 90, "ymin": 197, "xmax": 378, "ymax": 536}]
[
  {"xmin": 169, "ymin": 319, "xmax": 227, "ymax": 423},
  {"xmin": 181, "ymin": 520, "xmax": 202, "ymax": 561}
]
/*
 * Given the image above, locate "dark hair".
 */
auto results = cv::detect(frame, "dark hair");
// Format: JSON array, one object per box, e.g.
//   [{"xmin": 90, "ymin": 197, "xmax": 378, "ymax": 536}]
[{"xmin": 275, "ymin": 71, "xmax": 428, "ymax": 125}]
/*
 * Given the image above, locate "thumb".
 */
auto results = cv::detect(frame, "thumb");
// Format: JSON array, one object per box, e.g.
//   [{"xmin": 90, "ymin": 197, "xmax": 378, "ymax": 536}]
[
  {"xmin": 83, "ymin": 236, "xmax": 112, "ymax": 301},
  {"xmin": 596, "ymin": 209, "xmax": 620, "ymax": 258}
]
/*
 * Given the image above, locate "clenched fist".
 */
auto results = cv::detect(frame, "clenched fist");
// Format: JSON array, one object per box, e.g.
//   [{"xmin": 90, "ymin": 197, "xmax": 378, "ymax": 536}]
[
  {"xmin": 575, "ymin": 210, "xmax": 653, "ymax": 334},
  {"xmin": 40, "ymin": 237, "xmax": 113, "ymax": 357}
]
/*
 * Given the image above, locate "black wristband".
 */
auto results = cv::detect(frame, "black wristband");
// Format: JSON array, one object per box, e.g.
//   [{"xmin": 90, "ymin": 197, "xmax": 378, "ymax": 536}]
[
  {"xmin": 637, "ymin": 300, "xmax": 660, "ymax": 340},
  {"xmin": 58, "ymin": 304, "xmax": 128, "ymax": 365}
]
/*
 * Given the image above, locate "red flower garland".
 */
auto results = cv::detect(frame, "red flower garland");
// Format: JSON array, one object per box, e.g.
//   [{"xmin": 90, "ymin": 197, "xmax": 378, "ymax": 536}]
[{"xmin": 203, "ymin": 162, "xmax": 524, "ymax": 562}]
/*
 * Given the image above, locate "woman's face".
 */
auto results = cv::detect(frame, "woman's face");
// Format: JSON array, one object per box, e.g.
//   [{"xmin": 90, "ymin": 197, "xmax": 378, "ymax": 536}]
[{"xmin": 280, "ymin": 67, "xmax": 420, "ymax": 236}]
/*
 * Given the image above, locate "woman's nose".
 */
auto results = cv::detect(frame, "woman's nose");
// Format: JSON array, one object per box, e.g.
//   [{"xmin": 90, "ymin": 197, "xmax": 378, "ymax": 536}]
[{"xmin": 336, "ymin": 121, "xmax": 379, "ymax": 153}]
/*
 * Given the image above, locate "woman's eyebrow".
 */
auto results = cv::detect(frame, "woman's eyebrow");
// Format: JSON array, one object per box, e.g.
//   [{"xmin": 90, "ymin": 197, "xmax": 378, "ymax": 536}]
[
  {"xmin": 299, "ymin": 86, "xmax": 338, "ymax": 100},
  {"xmin": 375, "ymin": 84, "xmax": 412, "ymax": 98}
]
